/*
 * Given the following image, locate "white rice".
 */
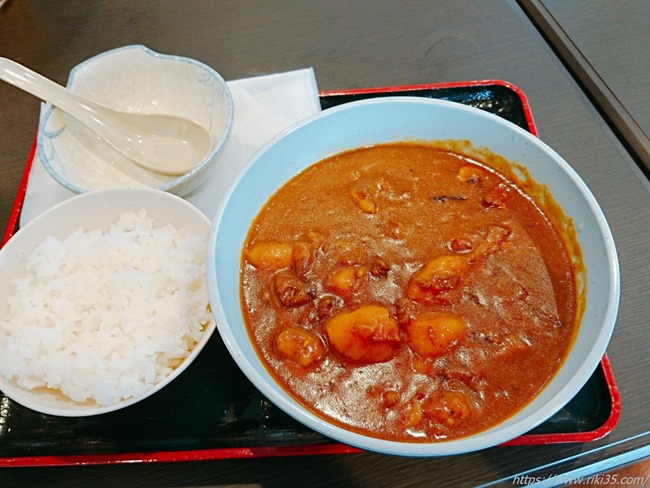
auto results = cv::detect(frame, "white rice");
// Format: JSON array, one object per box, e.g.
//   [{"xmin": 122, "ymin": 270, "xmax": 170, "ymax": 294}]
[{"xmin": 0, "ymin": 209, "xmax": 211, "ymax": 406}]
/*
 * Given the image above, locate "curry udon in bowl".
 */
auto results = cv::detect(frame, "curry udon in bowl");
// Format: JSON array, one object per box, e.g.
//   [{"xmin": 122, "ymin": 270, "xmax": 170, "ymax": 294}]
[{"xmin": 207, "ymin": 97, "xmax": 619, "ymax": 456}]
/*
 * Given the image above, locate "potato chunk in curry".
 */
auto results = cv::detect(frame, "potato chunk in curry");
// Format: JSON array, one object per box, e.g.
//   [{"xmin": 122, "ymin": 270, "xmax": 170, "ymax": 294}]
[
  {"xmin": 406, "ymin": 313, "xmax": 467, "ymax": 357},
  {"xmin": 274, "ymin": 327, "xmax": 325, "ymax": 367},
  {"xmin": 325, "ymin": 305, "xmax": 400, "ymax": 364}
]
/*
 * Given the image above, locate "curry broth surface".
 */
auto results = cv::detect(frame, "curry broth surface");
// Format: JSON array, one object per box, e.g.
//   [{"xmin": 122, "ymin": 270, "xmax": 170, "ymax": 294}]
[{"xmin": 241, "ymin": 142, "xmax": 577, "ymax": 442}]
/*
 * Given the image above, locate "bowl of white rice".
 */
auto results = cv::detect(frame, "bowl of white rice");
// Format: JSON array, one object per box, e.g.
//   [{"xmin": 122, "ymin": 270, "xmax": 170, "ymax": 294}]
[{"xmin": 0, "ymin": 188, "xmax": 215, "ymax": 416}]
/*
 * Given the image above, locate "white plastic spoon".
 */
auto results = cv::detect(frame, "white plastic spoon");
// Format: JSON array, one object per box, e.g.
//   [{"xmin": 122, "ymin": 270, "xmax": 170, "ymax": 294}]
[{"xmin": 0, "ymin": 58, "xmax": 212, "ymax": 175}]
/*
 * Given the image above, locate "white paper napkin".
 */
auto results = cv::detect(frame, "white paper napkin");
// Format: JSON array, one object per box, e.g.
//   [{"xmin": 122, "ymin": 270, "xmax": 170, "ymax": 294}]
[{"xmin": 19, "ymin": 67, "xmax": 322, "ymax": 225}]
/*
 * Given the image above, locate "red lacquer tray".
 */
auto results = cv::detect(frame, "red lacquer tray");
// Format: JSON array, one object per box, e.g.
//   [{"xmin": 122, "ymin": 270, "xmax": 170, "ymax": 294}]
[{"xmin": 0, "ymin": 80, "xmax": 620, "ymax": 467}]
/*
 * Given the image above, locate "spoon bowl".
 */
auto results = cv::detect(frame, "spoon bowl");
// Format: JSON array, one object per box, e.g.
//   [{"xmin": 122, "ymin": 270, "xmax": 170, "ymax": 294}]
[{"xmin": 0, "ymin": 57, "xmax": 212, "ymax": 175}]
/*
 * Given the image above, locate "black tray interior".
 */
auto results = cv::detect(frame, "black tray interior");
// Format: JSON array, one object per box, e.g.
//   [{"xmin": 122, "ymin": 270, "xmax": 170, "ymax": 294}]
[{"xmin": 0, "ymin": 84, "xmax": 613, "ymax": 460}]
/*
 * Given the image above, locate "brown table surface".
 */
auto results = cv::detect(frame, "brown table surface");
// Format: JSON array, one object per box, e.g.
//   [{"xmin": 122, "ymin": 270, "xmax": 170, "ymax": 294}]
[
  {"xmin": 522, "ymin": 0, "xmax": 650, "ymax": 175},
  {"xmin": 2, "ymin": 1, "xmax": 650, "ymax": 486}
]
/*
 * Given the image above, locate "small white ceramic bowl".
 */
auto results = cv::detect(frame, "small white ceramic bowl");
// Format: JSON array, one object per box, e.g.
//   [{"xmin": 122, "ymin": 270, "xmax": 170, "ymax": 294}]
[
  {"xmin": 207, "ymin": 97, "xmax": 620, "ymax": 456},
  {"xmin": 0, "ymin": 189, "xmax": 215, "ymax": 416},
  {"xmin": 37, "ymin": 45, "xmax": 233, "ymax": 197}
]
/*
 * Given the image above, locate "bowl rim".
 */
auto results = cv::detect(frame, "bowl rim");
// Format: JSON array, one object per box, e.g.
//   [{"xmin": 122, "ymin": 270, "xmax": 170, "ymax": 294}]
[
  {"xmin": 0, "ymin": 188, "xmax": 216, "ymax": 417},
  {"xmin": 37, "ymin": 44, "xmax": 234, "ymax": 194},
  {"xmin": 207, "ymin": 96, "xmax": 620, "ymax": 456}
]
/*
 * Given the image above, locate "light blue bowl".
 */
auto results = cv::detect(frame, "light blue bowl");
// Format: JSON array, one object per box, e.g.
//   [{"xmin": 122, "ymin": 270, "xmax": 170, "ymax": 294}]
[
  {"xmin": 207, "ymin": 97, "xmax": 619, "ymax": 456},
  {"xmin": 38, "ymin": 45, "xmax": 233, "ymax": 196}
]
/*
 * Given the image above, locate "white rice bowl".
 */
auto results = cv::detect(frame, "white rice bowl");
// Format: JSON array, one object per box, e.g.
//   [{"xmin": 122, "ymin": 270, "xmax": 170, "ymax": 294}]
[{"xmin": 0, "ymin": 189, "xmax": 215, "ymax": 416}]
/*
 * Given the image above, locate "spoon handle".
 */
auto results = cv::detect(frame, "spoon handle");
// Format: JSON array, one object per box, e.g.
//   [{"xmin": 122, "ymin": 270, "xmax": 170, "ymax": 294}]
[{"xmin": 0, "ymin": 57, "xmax": 119, "ymax": 134}]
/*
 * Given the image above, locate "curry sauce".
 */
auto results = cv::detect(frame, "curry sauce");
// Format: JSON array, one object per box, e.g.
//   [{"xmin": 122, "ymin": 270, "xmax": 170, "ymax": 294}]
[{"xmin": 240, "ymin": 142, "xmax": 578, "ymax": 442}]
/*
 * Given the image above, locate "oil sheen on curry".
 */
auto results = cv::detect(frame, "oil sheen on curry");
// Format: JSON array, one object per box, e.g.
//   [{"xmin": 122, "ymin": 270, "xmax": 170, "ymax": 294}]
[{"xmin": 241, "ymin": 142, "xmax": 579, "ymax": 442}]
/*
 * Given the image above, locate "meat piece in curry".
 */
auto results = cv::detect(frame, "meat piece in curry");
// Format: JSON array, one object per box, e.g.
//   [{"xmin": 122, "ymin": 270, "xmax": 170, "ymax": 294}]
[{"xmin": 240, "ymin": 142, "xmax": 579, "ymax": 442}]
